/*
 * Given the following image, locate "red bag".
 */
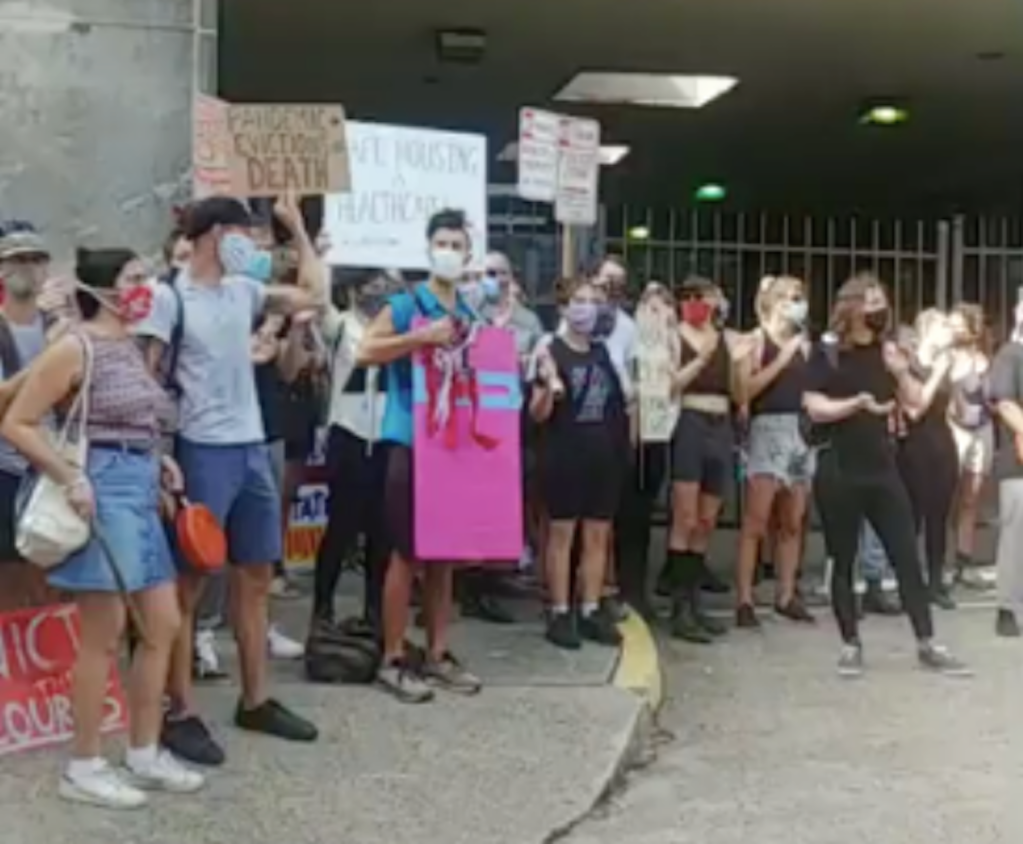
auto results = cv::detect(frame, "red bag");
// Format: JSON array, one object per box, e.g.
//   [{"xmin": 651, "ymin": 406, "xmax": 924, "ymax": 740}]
[{"xmin": 174, "ymin": 497, "xmax": 226, "ymax": 572}]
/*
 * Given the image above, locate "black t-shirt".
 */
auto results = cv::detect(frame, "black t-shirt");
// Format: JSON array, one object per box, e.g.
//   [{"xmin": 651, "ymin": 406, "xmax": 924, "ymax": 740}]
[
  {"xmin": 256, "ymin": 361, "xmax": 289, "ymax": 443},
  {"xmin": 806, "ymin": 340, "xmax": 896, "ymax": 476},
  {"xmin": 751, "ymin": 337, "xmax": 808, "ymax": 416},
  {"xmin": 988, "ymin": 341, "xmax": 1023, "ymax": 480},
  {"xmin": 541, "ymin": 337, "xmax": 626, "ymax": 459}
]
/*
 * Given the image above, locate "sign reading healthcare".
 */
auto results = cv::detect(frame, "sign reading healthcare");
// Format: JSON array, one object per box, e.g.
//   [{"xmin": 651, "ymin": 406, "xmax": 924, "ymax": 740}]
[
  {"xmin": 0, "ymin": 605, "xmax": 127, "ymax": 757},
  {"xmin": 323, "ymin": 121, "xmax": 488, "ymax": 271}
]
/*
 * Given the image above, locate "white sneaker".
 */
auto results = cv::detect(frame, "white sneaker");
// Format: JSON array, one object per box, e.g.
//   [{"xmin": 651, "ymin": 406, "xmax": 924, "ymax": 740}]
[
  {"xmin": 268, "ymin": 624, "xmax": 305, "ymax": 660},
  {"xmin": 59, "ymin": 759, "xmax": 147, "ymax": 810},
  {"xmin": 125, "ymin": 749, "xmax": 205, "ymax": 794},
  {"xmin": 194, "ymin": 628, "xmax": 227, "ymax": 680}
]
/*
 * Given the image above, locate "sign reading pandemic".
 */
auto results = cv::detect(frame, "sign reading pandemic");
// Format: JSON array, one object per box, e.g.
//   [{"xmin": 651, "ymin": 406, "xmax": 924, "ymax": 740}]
[
  {"xmin": 0, "ymin": 605, "xmax": 127, "ymax": 757},
  {"xmin": 323, "ymin": 121, "xmax": 488, "ymax": 270},
  {"xmin": 193, "ymin": 99, "xmax": 351, "ymax": 198}
]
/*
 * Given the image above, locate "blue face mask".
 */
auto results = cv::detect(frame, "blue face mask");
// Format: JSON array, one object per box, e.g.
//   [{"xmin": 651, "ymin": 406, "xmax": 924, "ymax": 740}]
[
  {"xmin": 461, "ymin": 275, "xmax": 502, "ymax": 311},
  {"xmin": 218, "ymin": 232, "xmax": 266, "ymax": 279},
  {"xmin": 245, "ymin": 248, "xmax": 274, "ymax": 283}
]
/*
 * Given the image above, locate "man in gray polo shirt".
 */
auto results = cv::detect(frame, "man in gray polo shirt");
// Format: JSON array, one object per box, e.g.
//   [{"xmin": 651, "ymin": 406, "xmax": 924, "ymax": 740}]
[{"xmin": 136, "ymin": 196, "xmax": 324, "ymax": 765}]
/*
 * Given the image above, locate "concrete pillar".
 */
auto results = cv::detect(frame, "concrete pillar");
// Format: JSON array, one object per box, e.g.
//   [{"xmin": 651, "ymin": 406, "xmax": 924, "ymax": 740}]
[{"xmin": 0, "ymin": 0, "xmax": 215, "ymax": 263}]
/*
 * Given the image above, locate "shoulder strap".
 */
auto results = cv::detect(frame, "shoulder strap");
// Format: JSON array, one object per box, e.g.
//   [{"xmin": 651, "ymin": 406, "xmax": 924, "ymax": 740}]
[
  {"xmin": 162, "ymin": 273, "xmax": 185, "ymax": 393},
  {"xmin": 0, "ymin": 314, "xmax": 21, "ymax": 378}
]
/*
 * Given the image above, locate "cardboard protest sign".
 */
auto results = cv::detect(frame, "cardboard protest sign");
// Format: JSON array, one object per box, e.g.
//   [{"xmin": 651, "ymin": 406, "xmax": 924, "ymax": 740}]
[
  {"xmin": 0, "ymin": 604, "xmax": 127, "ymax": 757},
  {"xmin": 323, "ymin": 122, "xmax": 487, "ymax": 270},
  {"xmin": 226, "ymin": 104, "xmax": 350, "ymax": 197},
  {"xmin": 636, "ymin": 298, "xmax": 680, "ymax": 442},
  {"xmin": 192, "ymin": 94, "xmax": 232, "ymax": 198}
]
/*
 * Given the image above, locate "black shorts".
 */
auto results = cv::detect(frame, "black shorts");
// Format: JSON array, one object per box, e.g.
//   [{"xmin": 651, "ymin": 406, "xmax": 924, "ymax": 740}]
[
  {"xmin": 670, "ymin": 409, "xmax": 733, "ymax": 497},
  {"xmin": 0, "ymin": 469, "xmax": 23, "ymax": 563},
  {"xmin": 542, "ymin": 438, "xmax": 622, "ymax": 523},
  {"xmin": 384, "ymin": 444, "xmax": 415, "ymax": 562}
]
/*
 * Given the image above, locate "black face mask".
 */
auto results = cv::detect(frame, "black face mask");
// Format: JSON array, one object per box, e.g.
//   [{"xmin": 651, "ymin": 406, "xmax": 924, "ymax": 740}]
[
  {"xmin": 863, "ymin": 309, "xmax": 888, "ymax": 333},
  {"xmin": 594, "ymin": 305, "xmax": 617, "ymax": 340},
  {"xmin": 357, "ymin": 292, "xmax": 387, "ymax": 317}
]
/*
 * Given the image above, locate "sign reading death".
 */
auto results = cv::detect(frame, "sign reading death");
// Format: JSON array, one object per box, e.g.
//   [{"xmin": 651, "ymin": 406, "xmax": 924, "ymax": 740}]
[
  {"xmin": 0, "ymin": 604, "xmax": 127, "ymax": 757},
  {"xmin": 226, "ymin": 104, "xmax": 351, "ymax": 197}
]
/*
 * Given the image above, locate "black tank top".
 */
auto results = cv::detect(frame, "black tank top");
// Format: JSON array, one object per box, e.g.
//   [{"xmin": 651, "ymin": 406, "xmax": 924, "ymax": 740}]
[
  {"xmin": 680, "ymin": 332, "xmax": 730, "ymax": 395},
  {"xmin": 751, "ymin": 337, "xmax": 807, "ymax": 415},
  {"xmin": 344, "ymin": 365, "xmax": 389, "ymax": 394}
]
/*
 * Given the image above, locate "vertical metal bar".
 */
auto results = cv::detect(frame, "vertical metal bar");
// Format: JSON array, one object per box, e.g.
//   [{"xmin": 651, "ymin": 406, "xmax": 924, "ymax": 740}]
[
  {"xmin": 894, "ymin": 220, "xmax": 904, "ymax": 311},
  {"xmin": 1001, "ymin": 217, "xmax": 1011, "ymax": 340},
  {"xmin": 758, "ymin": 213, "xmax": 767, "ymax": 280},
  {"xmin": 979, "ymin": 218, "xmax": 988, "ymax": 309},
  {"xmin": 667, "ymin": 208, "xmax": 677, "ymax": 288},
  {"xmin": 826, "ymin": 218, "xmax": 836, "ymax": 315},
  {"xmin": 713, "ymin": 211, "xmax": 723, "ymax": 284},
  {"xmin": 644, "ymin": 206, "xmax": 654, "ymax": 283},
  {"xmin": 781, "ymin": 214, "xmax": 790, "ymax": 274},
  {"xmin": 936, "ymin": 220, "xmax": 950, "ymax": 311},
  {"xmin": 737, "ymin": 212, "xmax": 746, "ymax": 327},
  {"xmin": 951, "ymin": 215, "xmax": 965, "ymax": 304}
]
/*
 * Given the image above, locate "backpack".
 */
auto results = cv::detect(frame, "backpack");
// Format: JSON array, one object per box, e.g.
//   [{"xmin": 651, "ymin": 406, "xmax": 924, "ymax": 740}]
[{"xmin": 304, "ymin": 617, "xmax": 380, "ymax": 685}]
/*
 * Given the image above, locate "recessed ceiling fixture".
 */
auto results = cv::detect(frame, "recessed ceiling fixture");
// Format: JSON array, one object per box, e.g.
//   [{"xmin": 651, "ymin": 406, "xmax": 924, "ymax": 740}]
[
  {"xmin": 497, "ymin": 142, "xmax": 631, "ymax": 167},
  {"xmin": 694, "ymin": 183, "xmax": 727, "ymax": 202},
  {"xmin": 435, "ymin": 28, "xmax": 487, "ymax": 64},
  {"xmin": 627, "ymin": 226, "xmax": 651, "ymax": 241},
  {"xmin": 553, "ymin": 72, "xmax": 738, "ymax": 109},
  {"xmin": 860, "ymin": 102, "xmax": 910, "ymax": 126}
]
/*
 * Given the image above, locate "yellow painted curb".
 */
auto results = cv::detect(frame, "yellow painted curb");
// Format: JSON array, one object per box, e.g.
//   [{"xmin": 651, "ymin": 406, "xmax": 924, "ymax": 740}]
[{"xmin": 613, "ymin": 609, "xmax": 664, "ymax": 712}]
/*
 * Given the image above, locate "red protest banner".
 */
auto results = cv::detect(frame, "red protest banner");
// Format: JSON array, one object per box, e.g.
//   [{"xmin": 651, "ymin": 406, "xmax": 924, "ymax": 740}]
[{"xmin": 0, "ymin": 604, "xmax": 128, "ymax": 757}]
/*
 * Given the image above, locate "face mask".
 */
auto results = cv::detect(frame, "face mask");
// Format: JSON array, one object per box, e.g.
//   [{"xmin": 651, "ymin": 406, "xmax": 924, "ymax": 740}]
[
  {"xmin": 218, "ymin": 232, "xmax": 259, "ymax": 277},
  {"xmin": 3, "ymin": 264, "xmax": 44, "ymax": 299},
  {"xmin": 863, "ymin": 309, "xmax": 888, "ymax": 333},
  {"xmin": 357, "ymin": 291, "xmax": 386, "ymax": 318},
  {"xmin": 565, "ymin": 301, "xmax": 598, "ymax": 336},
  {"xmin": 429, "ymin": 247, "xmax": 465, "ymax": 283},
  {"xmin": 243, "ymin": 248, "xmax": 274, "ymax": 283},
  {"xmin": 78, "ymin": 283, "xmax": 154, "ymax": 323},
  {"xmin": 783, "ymin": 300, "xmax": 808, "ymax": 325},
  {"xmin": 681, "ymin": 300, "xmax": 712, "ymax": 326},
  {"xmin": 594, "ymin": 304, "xmax": 617, "ymax": 339},
  {"xmin": 460, "ymin": 275, "xmax": 501, "ymax": 311}
]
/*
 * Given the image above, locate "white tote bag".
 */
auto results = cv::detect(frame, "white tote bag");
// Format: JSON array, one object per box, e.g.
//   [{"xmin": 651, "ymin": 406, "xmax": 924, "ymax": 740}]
[{"xmin": 16, "ymin": 335, "xmax": 95, "ymax": 569}]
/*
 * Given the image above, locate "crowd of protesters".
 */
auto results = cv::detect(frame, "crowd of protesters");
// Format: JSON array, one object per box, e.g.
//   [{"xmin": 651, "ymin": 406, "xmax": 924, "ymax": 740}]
[{"xmin": 3, "ymin": 193, "xmax": 1023, "ymax": 809}]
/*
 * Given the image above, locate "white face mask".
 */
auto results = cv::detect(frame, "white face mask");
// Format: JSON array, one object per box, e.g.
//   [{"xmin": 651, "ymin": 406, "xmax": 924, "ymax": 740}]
[
  {"xmin": 429, "ymin": 247, "xmax": 465, "ymax": 283},
  {"xmin": 782, "ymin": 299, "xmax": 808, "ymax": 326}
]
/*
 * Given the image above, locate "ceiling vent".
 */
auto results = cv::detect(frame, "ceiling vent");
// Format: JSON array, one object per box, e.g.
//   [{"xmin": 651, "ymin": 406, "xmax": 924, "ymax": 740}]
[{"xmin": 436, "ymin": 28, "xmax": 487, "ymax": 64}]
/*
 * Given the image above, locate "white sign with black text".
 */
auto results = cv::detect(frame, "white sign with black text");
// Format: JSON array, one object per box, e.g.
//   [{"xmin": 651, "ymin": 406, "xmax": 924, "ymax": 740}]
[
  {"xmin": 517, "ymin": 108, "xmax": 561, "ymax": 203},
  {"xmin": 324, "ymin": 121, "xmax": 488, "ymax": 271},
  {"xmin": 554, "ymin": 117, "xmax": 601, "ymax": 226}
]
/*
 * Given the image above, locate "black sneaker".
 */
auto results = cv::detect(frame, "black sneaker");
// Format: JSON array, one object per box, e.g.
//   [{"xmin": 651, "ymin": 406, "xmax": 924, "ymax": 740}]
[
  {"xmin": 462, "ymin": 593, "xmax": 516, "ymax": 625},
  {"xmin": 546, "ymin": 612, "xmax": 582, "ymax": 650},
  {"xmin": 996, "ymin": 609, "xmax": 1020, "ymax": 638},
  {"xmin": 599, "ymin": 595, "xmax": 629, "ymax": 623},
  {"xmin": 735, "ymin": 603, "xmax": 761, "ymax": 629},
  {"xmin": 775, "ymin": 597, "xmax": 816, "ymax": 624},
  {"xmin": 579, "ymin": 609, "xmax": 623, "ymax": 647},
  {"xmin": 235, "ymin": 698, "xmax": 319, "ymax": 741},
  {"xmin": 161, "ymin": 714, "xmax": 225, "ymax": 767}
]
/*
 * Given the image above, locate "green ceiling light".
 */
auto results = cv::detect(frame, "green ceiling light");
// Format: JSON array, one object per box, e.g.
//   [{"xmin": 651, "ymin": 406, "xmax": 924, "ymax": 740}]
[
  {"xmin": 861, "ymin": 104, "xmax": 909, "ymax": 126},
  {"xmin": 694, "ymin": 183, "xmax": 727, "ymax": 202}
]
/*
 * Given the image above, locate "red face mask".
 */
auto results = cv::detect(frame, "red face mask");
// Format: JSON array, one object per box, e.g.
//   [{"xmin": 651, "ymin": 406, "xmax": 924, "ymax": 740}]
[
  {"xmin": 118, "ymin": 285, "xmax": 154, "ymax": 322},
  {"xmin": 681, "ymin": 299, "xmax": 712, "ymax": 326}
]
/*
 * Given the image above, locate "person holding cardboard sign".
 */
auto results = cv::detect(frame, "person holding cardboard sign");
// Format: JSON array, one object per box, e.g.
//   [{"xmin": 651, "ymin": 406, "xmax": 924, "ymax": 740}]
[{"xmin": 135, "ymin": 194, "xmax": 323, "ymax": 765}]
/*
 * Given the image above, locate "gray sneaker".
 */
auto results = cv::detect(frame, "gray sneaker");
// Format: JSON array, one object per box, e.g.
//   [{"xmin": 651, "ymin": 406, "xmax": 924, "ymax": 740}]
[
  {"xmin": 376, "ymin": 659, "xmax": 434, "ymax": 704},
  {"xmin": 423, "ymin": 652, "xmax": 482, "ymax": 696},
  {"xmin": 918, "ymin": 643, "xmax": 972, "ymax": 677},
  {"xmin": 837, "ymin": 643, "xmax": 864, "ymax": 678}
]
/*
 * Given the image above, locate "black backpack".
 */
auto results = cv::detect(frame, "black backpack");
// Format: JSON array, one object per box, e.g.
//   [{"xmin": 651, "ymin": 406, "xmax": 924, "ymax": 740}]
[{"xmin": 304, "ymin": 617, "xmax": 380, "ymax": 685}]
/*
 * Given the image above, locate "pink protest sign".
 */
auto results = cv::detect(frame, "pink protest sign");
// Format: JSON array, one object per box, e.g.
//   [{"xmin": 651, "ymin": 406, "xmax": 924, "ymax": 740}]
[{"xmin": 412, "ymin": 323, "xmax": 523, "ymax": 561}]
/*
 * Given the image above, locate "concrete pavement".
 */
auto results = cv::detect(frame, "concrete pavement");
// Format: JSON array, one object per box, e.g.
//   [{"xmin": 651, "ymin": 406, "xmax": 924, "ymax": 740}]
[
  {"xmin": 0, "ymin": 592, "xmax": 657, "ymax": 844},
  {"xmin": 564, "ymin": 607, "xmax": 1021, "ymax": 844}
]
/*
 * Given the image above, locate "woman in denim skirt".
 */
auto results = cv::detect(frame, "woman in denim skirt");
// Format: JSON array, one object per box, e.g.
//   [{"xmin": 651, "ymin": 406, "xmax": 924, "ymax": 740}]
[{"xmin": 2, "ymin": 248, "xmax": 204, "ymax": 809}]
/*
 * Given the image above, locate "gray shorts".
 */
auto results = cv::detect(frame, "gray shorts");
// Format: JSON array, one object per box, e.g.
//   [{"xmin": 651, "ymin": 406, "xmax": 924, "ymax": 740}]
[{"xmin": 746, "ymin": 414, "xmax": 815, "ymax": 487}]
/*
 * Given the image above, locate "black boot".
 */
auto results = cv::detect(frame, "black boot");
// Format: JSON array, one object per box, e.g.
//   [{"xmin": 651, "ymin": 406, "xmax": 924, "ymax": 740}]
[
  {"xmin": 670, "ymin": 590, "xmax": 714, "ymax": 644},
  {"xmin": 996, "ymin": 608, "xmax": 1020, "ymax": 638}
]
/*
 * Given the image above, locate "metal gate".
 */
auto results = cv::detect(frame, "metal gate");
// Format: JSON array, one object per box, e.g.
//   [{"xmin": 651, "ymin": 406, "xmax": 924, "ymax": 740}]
[
  {"xmin": 952, "ymin": 215, "xmax": 1023, "ymax": 343},
  {"xmin": 601, "ymin": 208, "xmax": 951, "ymax": 332}
]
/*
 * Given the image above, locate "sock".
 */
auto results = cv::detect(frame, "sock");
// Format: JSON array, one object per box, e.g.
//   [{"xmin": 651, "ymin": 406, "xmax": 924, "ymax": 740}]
[
  {"xmin": 551, "ymin": 604, "xmax": 570, "ymax": 616},
  {"xmin": 67, "ymin": 757, "xmax": 105, "ymax": 779},
  {"xmin": 581, "ymin": 602, "xmax": 599, "ymax": 617},
  {"xmin": 667, "ymin": 550, "xmax": 698, "ymax": 589},
  {"xmin": 126, "ymin": 744, "xmax": 158, "ymax": 770}
]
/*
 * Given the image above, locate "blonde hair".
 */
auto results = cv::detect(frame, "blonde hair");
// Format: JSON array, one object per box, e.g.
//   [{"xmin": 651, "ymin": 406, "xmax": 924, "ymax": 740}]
[
  {"xmin": 755, "ymin": 275, "xmax": 803, "ymax": 324},
  {"xmin": 914, "ymin": 308, "xmax": 944, "ymax": 344}
]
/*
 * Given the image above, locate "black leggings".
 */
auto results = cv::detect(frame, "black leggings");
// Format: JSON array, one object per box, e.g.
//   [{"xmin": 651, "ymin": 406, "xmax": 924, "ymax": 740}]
[
  {"xmin": 814, "ymin": 448, "xmax": 933, "ymax": 644},
  {"xmin": 614, "ymin": 443, "xmax": 668, "ymax": 603},
  {"xmin": 897, "ymin": 431, "xmax": 958, "ymax": 588},
  {"xmin": 313, "ymin": 426, "xmax": 389, "ymax": 627}
]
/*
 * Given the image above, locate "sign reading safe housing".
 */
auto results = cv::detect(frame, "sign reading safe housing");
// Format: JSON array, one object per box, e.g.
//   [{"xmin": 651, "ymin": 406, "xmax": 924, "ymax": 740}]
[
  {"xmin": 0, "ymin": 604, "xmax": 127, "ymax": 757},
  {"xmin": 224, "ymin": 104, "xmax": 351, "ymax": 197}
]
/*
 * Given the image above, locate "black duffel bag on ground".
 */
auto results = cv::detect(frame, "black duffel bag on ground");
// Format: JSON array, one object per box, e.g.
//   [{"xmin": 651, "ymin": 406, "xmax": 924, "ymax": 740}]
[{"xmin": 304, "ymin": 617, "xmax": 380, "ymax": 684}]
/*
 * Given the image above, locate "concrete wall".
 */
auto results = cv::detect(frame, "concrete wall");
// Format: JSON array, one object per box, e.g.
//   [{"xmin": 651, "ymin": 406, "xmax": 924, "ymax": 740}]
[{"xmin": 0, "ymin": 0, "xmax": 200, "ymax": 265}]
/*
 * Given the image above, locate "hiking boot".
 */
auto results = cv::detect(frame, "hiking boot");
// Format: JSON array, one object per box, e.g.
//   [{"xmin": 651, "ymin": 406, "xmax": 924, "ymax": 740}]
[{"xmin": 996, "ymin": 608, "xmax": 1021, "ymax": 638}]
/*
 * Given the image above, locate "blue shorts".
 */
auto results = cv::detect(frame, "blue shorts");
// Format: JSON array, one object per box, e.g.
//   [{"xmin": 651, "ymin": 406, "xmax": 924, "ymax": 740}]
[
  {"xmin": 176, "ymin": 440, "xmax": 282, "ymax": 567},
  {"xmin": 49, "ymin": 447, "xmax": 176, "ymax": 593}
]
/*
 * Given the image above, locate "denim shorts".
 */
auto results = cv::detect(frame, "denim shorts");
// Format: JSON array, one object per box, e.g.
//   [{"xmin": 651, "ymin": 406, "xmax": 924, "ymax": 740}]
[
  {"xmin": 48, "ymin": 447, "xmax": 176, "ymax": 593},
  {"xmin": 176, "ymin": 440, "xmax": 282, "ymax": 566}
]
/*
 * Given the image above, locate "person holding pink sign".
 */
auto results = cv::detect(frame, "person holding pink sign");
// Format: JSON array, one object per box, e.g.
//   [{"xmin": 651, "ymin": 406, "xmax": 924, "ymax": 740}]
[{"xmin": 358, "ymin": 209, "xmax": 484, "ymax": 704}]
